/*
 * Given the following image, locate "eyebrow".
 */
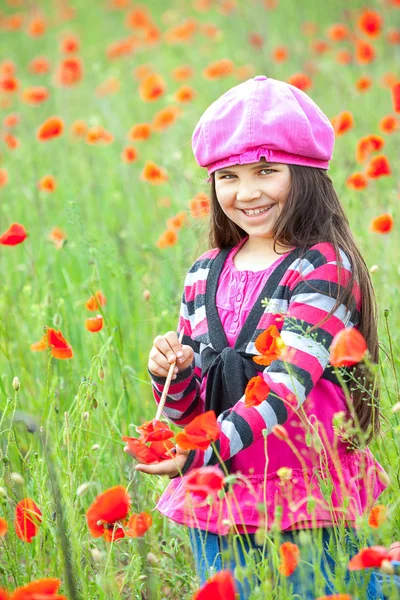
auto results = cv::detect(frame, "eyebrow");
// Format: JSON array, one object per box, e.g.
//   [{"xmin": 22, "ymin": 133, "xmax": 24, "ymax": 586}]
[{"xmin": 216, "ymin": 163, "xmax": 277, "ymax": 174}]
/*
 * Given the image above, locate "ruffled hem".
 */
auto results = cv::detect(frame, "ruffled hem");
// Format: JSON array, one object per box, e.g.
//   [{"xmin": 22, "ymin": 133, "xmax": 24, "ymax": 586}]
[{"xmin": 156, "ymin": 449, "xmax": 388, "ymax": 535}]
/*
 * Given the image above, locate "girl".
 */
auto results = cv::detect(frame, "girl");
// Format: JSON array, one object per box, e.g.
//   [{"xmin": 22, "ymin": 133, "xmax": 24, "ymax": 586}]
[{"xmin": 127, "ymin": 76, "xmax": 392, "ymax": 598}]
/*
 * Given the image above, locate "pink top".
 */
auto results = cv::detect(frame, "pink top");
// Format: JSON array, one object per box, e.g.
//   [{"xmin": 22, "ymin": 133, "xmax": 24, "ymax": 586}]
[{"xmin": 155, "ymin": 238, "xmax": 386, "ymax": 534}]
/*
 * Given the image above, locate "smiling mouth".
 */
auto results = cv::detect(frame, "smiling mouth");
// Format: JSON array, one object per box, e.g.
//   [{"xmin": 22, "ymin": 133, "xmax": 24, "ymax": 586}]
[{"xmin": 241, "ymin": 205, "xmax": 275, "ymax": 216}]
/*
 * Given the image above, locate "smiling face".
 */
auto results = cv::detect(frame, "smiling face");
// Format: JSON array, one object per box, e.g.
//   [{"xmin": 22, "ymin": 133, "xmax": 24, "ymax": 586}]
[{"xmin": 214, "ymin": 159, "xmax": 291, "ymax": 245}]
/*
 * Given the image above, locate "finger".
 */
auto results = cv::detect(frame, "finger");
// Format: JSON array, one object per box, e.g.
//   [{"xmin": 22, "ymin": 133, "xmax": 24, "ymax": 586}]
[
  {"xmin": 149, "ymin": 346, "xmax": 177, "ymax": 374},
  {"xmin": 123, "ymin": 446, "xmax": 150, "ymax": 464},
  {"xmin": 164, "ymin": 331, "xmax": 185, "ymax": 362},
  {"xmin": 135, "ymin": 460, "xmax": 178, "ymax": 477},
  {"xmin": 153, "ymin": 333, "xmax": 180, "ymax": 365}
]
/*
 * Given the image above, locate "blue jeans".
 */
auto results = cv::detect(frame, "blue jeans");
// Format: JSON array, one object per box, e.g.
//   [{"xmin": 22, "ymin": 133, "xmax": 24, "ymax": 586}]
[{"xmin": 189, "ymin": 527, "xmax": 400, "ymax": 599}]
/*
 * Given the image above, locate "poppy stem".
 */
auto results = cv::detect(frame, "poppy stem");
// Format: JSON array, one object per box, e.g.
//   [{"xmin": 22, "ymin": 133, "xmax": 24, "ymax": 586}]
[{"xmin": 155, "ymin": 329, "xmax": 185, "ymax": 421}]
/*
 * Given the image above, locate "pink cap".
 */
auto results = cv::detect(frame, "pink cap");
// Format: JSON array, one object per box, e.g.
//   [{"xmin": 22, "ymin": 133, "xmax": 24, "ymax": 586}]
[{"xmin": 192, "ymin": 76, "xmax": 334, "ymax": 176}]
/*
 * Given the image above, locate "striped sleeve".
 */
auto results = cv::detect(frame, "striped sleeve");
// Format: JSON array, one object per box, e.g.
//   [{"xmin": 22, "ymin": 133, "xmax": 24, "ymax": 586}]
[
  {"xmin": 150, "ymin": 273, "xmax": 204, "ymax": 427},
  {"xmin": 181, "ymin": 245, "xmax": 361, "ymax": 473}
]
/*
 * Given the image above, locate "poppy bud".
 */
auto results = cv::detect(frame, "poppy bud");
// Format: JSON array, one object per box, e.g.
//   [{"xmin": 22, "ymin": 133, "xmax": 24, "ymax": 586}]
[
  {"xmin": 370, "ymin": 265, "xmax": 379, "ymax": 273},
  {"xmin": 143, "ymin": 289, "xmax": 151, "ymax": 300},
  {"xmin": 91, "ymin": 444, "xmax": 100, "ymax": 451},
  {"xmin": 83, "ymin": 411, "xmax": 89, "ymax": 420},
  {"xmin": 12, "ymin": 376, "xmax": 20, "ymax": 391},
  {"xmin": 10, "ymin": 472, "xmax": 24, "ymax": 485},
  {"xmin": 147, "ymin": 552, "xmax": 158, "ymax": 565},
  {"xmin": 0, "ymin": 487, "xmax": 7, "ymax": 497},
  {"xmin": 391, "ymin": 402, "xmax": 400, "ymax": 413},
  {"xmin": 98, "ymin": 367, "xmax": 105, "ymax": 380},
  {"xmin": 53, "ymin": 313, "xmax": 62, "ymax": 327},
  {"xmin": 380, "ymin": 560, "xmax": 394, "ymax": 575}
]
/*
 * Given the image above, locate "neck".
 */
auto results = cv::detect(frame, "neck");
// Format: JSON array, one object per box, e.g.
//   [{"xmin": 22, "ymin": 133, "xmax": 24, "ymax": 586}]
[{"xmin": 242, "ymin": 235, "xmax": 291, "ymax": 256}]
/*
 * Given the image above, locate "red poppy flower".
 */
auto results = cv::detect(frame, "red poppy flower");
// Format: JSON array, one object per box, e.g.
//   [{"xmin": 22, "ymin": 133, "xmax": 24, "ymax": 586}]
[
  {"xmin": 0, "ymin": 76, "xmax": 19, "ymax": 93},
  {"xmin": 348, "ymin": 546, "xmax": 391, "ymax": 570},
  {"xmin": 0, "ymin": 518, "xmax": 7, "ymax": 537},
  {"xmin": 253, "ymin": 325, "xmax": 285, "ymax": 366},
  {"xmin": 125, "ymin": 7, "xmax": 151, "ymax": 29},
  {"xmin": 139, "ymin": 73, "xmax": 166, "ymax": 102},
  {"xmin": 60, "ymin": 34, "xmax": 80, "ymax": 54},
  {"xmin": 38, "ymin": 175, "xmax": 56, "ymax": 192},
  {"xmin": 355, "ymin": 39, "xmax": 376, "ymax": 64},
  {"xmin": 136, "ymin": 419, "xmax": 175, "ymax": 443},
  {"xmin": 329, "ymin": 328, "xmax": 367, "ymax": 367},
  {"xmin": 392, "ymin": 82, "xmax": 400, "ymax": 113},
  {"xmin": 85, "ymin": 315, "xmax": 103, "ymax": 332},
  {"xmin": 327, "ymin": 23, "xmax": 349, "ymax": 41},
  {"xmin": 369, "ymin": 214, "xmax": 394, "ymax": 234},
  {"xmin": 156, "ymin": 229, "xmax": 179, "ymax": 249},
  {"xmin": 10, "ymin": 578, "xmax": 66, "ymax": 600},
  {"xmin": 14, "ymin": 498, "xmax": 42, "ymax": 543},
  {"xmin": 172, "ymin": 65, "xmax": 195, "ymax": 81},
  {"xmin": 355, "ymin": 76, "xmax": 372, "ymax": 92},
  {"xmin": 184, "ymin": 466, "xmax": 225, "ymax": 499},
  {"xmin": 379, "ymin": 115, "xmax": 398, "ymax": 133},
  {"xmin": 85, "ymin": 291, "xmax": 107, "ymax": 311},
  {"xmin": 357, "ymin": 9, "xmax": 382, "ymax": 38},
  {"xmin": 29, "ymin": 56, "xmax": 51, "ymax": 75},
  {"xmin": 48, "ymin": 227, "xmax": 67, "ymax": 249},
  {"xmin": 86, "ymin": 485, "xmax": 130, "ymax": 541},
  {"xmin": 335, "ymin": 50, "xmax": 352, "ymax": 65},
  {"xmin": 133, "ymin": 65, "xmax": 155, "ymax": 83},
  {"xmin": 122, "ymin": 436, "xmax": 175, "ymax": 463},
  {"xmin": 203, "ymin": 59, "xmax": 235, "ymax": 80},
  {"xmin": 368, "ymin": 504, "xmax": 388, "ymax": 528},
  {"xmin": 141, "ymin": 161, "xmax": 168, "ymax": 184},
  {"xmin": 166, "ymin": 212, "xmax": 187, "ymax": 230},
  {"xmin": 287, "ymin": 73, "xmax": 312, "ymax": 91},
  {"xmin": 71, "ymin": 120, "xmax": 87, "ymax": 137},
  {"xmin": 175, "ymin": 410, "xmax": 220, "ymax": 451},
  {"xmin": 0, "ymin": 169, "xmax": 8, "ymax": 188},
  {"xmin": 244, "ymin": 375, "xmax": 270, "ymax": 407},
  {"xmin": 193, "ymin": 570, "xmax": 236, "ymax": 600},
  {"xmin": 174, "ymin": 85, "xmax": 197, "ymax": 103},
  {"xmin": 346, "ymin": 173, "xmax": 368, "ymax": 190},
  {"xmin": 121, "ymin": 146, "xmax": 138, "ymax": 163},
  {"xmin": 22, "ymin": 86, "xmax": 50, "ymax": 105},
  {"xmin": 278, "ymin": 542, "xmax": 300, "ymax": 576},
  {"xmin": 152, "ymin": 106, "xmax": 181, "ymax": 132},
  {"xmin": 3, "ymin": 113, "xmax": 20, "ymax": 128},
  {"xmin": 365, "ymin": 155, "xmax": 391, "ymax": 178},
  {"xmin": 271, "ymin": 45, "xmax": 289, "ymax": 63},
  {"xmin": 86, "ymin": 124, "xmax": 114, "ymax": 145},
  {"xmin": 331, "ymin": 110, "xmax": 354, "ymax": 136},
  {"xmin": 31, "ymin": 327, "xmax": 73, "ymax": 359},
  {"xmin": 356, "ymin": 134, "xmax": 385, "ymax": 163},
  {"xmin": 27, "ymin": 16, "xmax": 47, "ymax": 38},
  {"xmin": 106, "ymin": 37, "xmax": 137, "ymax": 60},
  {"xmin": 0, "ymin": 223, "xmax": 27, "ymax": 246},
  {"xmin": 95, "ymin": 77, "xmax": 120, "ymax": 97},
  {"xmin": 126, "ymin": 512, "xmax": 152, "ymax": 537},
  {"xmin": 56, "ymin": 57, "xmax": 83, "ymax": 86},
  {"xmin": 189, "ymin": 193, "xmax": 210, "ymax": 218},
  {"xmin": 37, "ymin": 117, "xmax": 64, "ymax": 141},
  {"xmin": 128, "ymin": 123, "xmax": 152, "ymax": 141}
]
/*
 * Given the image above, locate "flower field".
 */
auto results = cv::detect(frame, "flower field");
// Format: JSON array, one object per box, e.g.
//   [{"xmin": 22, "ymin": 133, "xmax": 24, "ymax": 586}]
[{"xmin": 0, "ymin": 0, "xmax": 399, "ymax": 598}]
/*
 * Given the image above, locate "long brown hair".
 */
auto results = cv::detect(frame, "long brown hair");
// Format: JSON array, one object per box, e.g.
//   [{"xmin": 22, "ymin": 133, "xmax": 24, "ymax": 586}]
[{"xmin": 208, "ymin": 164, "xmax": 380, "ymax": 444}]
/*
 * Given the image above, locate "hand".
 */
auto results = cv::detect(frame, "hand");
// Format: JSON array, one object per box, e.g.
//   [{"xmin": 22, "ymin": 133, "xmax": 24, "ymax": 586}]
[
  {"xmin": 148, "ymin": 331, "xmax": 194, "ymax": 380},
  {"xmin": 124, "ymin": 444, "xmax": 190, "ymax": 479}
]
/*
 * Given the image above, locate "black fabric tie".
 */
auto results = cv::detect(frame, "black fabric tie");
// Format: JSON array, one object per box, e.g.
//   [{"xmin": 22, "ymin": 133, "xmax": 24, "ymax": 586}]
[{"xmin": 203, "ymin": 346, "xmax": 264, "ymax": 416}]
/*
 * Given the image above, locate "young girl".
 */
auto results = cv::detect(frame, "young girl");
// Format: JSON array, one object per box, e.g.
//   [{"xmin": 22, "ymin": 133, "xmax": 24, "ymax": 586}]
[{"xmin": 129, "ymin": 76, "xmax": 392, "ymax": 598}]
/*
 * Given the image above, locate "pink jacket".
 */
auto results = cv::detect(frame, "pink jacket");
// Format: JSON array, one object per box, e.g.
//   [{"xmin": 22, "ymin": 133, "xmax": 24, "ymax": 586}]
[{"xmin": 152, "ymin": 238, "xmax": 387, "ymax": 534}]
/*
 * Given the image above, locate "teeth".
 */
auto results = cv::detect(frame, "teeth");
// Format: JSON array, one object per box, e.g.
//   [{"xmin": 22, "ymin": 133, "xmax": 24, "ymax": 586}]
[{"xmin": 243, "ymin": 206, "xmax": 272, "ymax": 216}]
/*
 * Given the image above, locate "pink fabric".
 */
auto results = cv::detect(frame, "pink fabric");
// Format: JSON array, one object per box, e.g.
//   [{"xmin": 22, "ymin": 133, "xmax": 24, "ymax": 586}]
[
  {"xmin": 156, "ymin": 239, "xmax": 387, "ymax": 534},
  {"xmin": 191, "ymin": 76, "xmax": 335, "ymax": 175}
]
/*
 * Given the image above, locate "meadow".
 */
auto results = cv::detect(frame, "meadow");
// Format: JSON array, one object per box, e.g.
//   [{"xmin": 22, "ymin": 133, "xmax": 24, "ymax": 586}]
[{"xmin": 0, "ymin": 0, "xmax": 399, "ymax": 598}]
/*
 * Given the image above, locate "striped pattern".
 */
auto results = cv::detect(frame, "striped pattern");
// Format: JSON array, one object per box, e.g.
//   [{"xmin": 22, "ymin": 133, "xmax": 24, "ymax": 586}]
[{"xmin": 150, "ymin": 242, "xmax": 362, "ymax": 472}]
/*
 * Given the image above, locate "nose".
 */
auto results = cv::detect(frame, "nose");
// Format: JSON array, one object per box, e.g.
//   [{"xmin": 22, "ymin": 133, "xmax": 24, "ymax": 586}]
[{"xmin": 236, "ymin": 180, "xmax": 263, "ymax": 203}]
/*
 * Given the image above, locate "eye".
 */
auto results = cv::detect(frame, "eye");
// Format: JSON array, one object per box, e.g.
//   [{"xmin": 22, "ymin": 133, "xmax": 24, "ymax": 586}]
[
  {"xmin": 260, "ymin": 168, "xmax": 276, "ymax": 175},
  {"xmin": 219, "ymin": 174, "xmax": 236, "ymax": 180}
]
